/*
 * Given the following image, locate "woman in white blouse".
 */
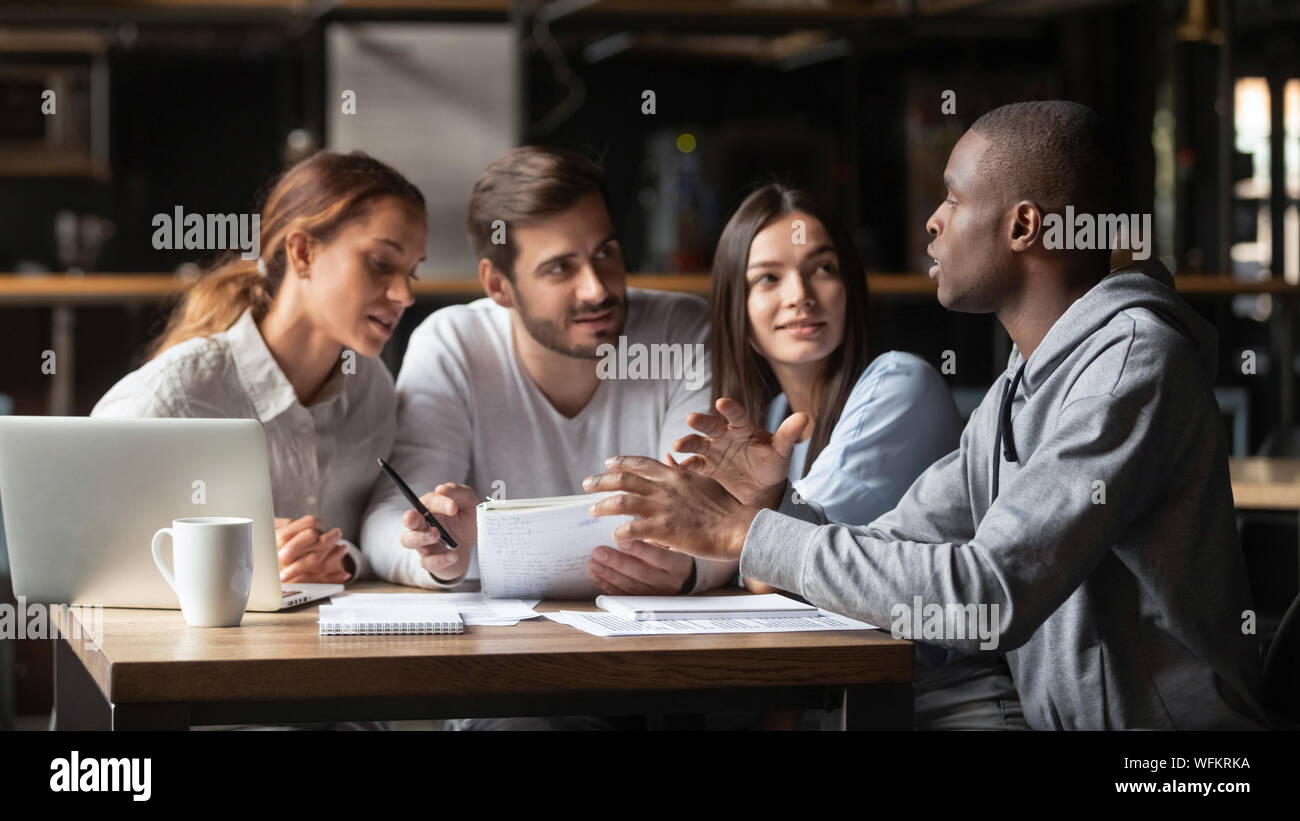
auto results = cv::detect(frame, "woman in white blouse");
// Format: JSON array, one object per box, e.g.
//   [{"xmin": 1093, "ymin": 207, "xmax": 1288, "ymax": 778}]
[{"xmin": 93, "ymin": 150, "xmax": 427, "ymax": 585}]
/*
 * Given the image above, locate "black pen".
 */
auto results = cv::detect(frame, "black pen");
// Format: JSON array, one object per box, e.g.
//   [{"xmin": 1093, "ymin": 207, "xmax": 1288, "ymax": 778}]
[{"xmin": 377, "ymin": 458, "xmax": 458, "ymax": 550}]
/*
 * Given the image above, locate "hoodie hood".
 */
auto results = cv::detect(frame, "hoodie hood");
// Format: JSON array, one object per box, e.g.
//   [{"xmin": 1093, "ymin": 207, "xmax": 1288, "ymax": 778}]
[
  {"xmin": 991, "ymin": 257, "xmax": 1220, "ymax": 500},
  {"xmin": 1015, "ymin": 258, "xmax": 1220, "ymax": 394}
]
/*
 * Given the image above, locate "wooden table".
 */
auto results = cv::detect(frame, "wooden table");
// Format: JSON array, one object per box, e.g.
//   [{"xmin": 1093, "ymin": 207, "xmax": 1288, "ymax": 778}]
[
  {"xmin": 1230, "ymin": 457, "xmax": 1300, "ymax": 510},
  {"xmin": 51, "ymin": 581, "xmax": 914, "ymax": 731},
  {"xmin": 1230, "ymin": 457, "xmax": 1300, "ymax": 591}
]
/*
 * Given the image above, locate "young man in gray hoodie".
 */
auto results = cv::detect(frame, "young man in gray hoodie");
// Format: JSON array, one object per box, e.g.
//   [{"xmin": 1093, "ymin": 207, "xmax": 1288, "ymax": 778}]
[{"xmin": 584, "ymin": 100, "xmax": 1271, "ymax": 730}]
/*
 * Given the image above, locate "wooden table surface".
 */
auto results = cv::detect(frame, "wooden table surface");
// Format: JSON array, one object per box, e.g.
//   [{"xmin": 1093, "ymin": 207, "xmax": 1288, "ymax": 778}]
[
  {"xmin": 46, "ymin": 458, "xmax": 1299, "ymax": 727},
  {"xmin": 53, "ymin": 581, "xmax": 913, "ymax": 729},
  {"xmin": 1230, "ymin": 457, "xmax": 1300, "ymax": 510}
]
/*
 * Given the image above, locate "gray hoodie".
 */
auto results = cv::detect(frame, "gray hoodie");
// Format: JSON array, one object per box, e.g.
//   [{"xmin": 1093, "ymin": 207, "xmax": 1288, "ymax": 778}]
[{"xmin": 740, "ymin": 260, "xmax": 1270, "ymax": 729}]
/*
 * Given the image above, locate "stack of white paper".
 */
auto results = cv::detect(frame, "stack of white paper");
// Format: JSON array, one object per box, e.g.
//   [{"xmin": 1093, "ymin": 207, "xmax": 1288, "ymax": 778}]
[
  {"xmin": 596, "ymin": 593, "xmax": 818, "ymax": 621},
  {"xmin": 545, "ymin": 609, "xmax": 878, "ymax": 637}
]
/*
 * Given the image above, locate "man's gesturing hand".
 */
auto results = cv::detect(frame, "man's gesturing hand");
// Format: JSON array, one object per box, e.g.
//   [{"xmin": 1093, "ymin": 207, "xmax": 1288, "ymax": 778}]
[
  {"xmin": 583, "ymin": 455, "xmax": 761, "ymax": 562},
  {"xmin": 673, "ymin": 397, "xmax": 808, "ymax": 506}
]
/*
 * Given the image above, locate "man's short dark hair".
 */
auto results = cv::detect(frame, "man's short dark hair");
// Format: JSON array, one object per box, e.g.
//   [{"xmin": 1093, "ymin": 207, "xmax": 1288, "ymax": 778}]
[
  {"xmin": 970, "ymin": 100, "xmax": 1120, "ymax": 219},
  {"xmin": 467, "ymin": 146, "xmax": 611, "ymax": 279}
]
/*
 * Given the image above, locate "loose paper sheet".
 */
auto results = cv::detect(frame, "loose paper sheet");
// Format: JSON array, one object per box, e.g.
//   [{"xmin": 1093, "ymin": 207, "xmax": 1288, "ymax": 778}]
[{"xmin": 545, "ymin": 609, "xmax": 879, "ymax": 637}]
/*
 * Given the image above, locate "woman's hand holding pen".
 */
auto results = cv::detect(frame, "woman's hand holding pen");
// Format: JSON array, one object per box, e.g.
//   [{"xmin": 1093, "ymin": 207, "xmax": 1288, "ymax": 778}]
[
  {"xmin": 673, "ymin": 397, "xmax": 808, "ymax": 508},
  {"xmin": 274, "ymin": 515, "xmax": 352, "ymax": 584},
  {"xmin": 400, "ymin": 482, "xmax": 479, "ymax": 582}
]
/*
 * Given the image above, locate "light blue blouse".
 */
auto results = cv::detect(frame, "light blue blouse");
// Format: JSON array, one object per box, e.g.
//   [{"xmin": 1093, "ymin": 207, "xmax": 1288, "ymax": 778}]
[{"xmin": 766, "ymin": 350, "xmax": 963, "ymax": 528}]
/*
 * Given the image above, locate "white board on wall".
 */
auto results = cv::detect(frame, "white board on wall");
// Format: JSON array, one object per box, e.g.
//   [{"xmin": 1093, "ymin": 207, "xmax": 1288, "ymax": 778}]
[{"xmin": 327, "ymin": 23, "xmax": 519, "ymax": 277}]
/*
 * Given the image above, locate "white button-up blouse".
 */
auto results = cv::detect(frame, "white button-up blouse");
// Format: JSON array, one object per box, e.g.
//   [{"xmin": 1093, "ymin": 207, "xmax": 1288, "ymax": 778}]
[{"xmin": 91, "ymin": 307, "xmax": 398, "ymax": 578}]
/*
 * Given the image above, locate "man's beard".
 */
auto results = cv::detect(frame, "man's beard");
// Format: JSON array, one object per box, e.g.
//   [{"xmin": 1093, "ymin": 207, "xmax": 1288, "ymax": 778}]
[{"xmin": 514, "ymin": 292, "xmax": 626, "ymax": 359}]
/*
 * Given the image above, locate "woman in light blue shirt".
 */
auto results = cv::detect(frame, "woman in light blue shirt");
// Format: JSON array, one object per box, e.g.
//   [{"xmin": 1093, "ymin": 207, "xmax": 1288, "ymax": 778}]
[
  {"xmin": 679, "ymin": 183, "xmax": 1025, "ymax": 729},
  {"xmin": 766, "ymin": 350, "xmax": 961, "ymax": 528},
  {"xmin": 692, "ymin": 183, "xmax": 961, "ymax": 542}
]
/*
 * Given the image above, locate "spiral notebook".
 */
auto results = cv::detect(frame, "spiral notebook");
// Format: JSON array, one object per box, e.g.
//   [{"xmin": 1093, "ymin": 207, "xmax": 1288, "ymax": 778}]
[{"xmin": 318, "ymin": 602, "xmax": 464, "ymax": 635}]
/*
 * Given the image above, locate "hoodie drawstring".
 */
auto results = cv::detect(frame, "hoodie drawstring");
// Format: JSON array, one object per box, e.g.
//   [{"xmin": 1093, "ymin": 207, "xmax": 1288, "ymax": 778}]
[{"xmin": 990, "ymin": 361, "xmax": 1026, "ymax": 502}]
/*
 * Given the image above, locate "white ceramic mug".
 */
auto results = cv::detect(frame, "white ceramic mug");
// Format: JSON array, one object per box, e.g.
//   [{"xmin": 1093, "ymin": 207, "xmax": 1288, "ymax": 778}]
[{"xmin": 151, "ymin": 517, "xmax": 254, "ymax": 627}]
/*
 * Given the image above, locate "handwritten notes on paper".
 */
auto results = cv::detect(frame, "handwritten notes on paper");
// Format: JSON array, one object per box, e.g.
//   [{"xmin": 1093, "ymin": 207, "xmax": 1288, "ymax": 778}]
[{"xmin": 476, "ymin": 493, "xmax": 633, "ymax": 600}]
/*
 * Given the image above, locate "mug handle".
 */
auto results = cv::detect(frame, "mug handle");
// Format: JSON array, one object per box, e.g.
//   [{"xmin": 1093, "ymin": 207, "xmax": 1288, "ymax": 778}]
[{"xmin": 151, "ymin": 527, "xmax": 178, "ymax": 593}]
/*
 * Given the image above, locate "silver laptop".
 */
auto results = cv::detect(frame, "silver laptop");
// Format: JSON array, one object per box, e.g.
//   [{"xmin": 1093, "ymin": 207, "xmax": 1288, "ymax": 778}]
[{"xmin": 0, "ymin": 416, "xmax": 341, "ymax": 611}]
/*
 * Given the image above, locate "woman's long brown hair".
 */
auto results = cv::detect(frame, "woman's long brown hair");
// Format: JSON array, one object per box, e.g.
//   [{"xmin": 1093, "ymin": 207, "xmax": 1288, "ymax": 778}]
[
  {"xmin": 147, "ymin": 150, "xmax": 426, "ymax": 359},
  {"xmin": 709, "ymin": 184, "xmax": 871, "ymax": 477}
]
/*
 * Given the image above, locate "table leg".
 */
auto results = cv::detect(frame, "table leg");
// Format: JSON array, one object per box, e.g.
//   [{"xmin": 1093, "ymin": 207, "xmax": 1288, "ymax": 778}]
[
  {"xmin": 840, "ymin": 683, "xmax": 913, "ymax": 730},
  {"xmin": 55, "ymin": 638, "xmax": 191, "ymax": 730},
  {"xmin": 53, "ymin": 637, "xmax": 109, "ymax": 730}
]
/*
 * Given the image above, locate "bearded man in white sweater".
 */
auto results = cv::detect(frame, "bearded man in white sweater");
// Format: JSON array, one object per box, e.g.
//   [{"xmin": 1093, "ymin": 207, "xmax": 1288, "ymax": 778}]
[{"xmin": 361, "ymin": 145, "xmax": 736, "ymax": 598}]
